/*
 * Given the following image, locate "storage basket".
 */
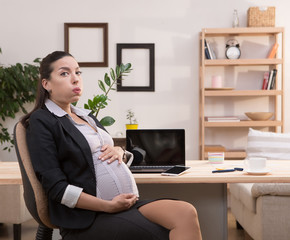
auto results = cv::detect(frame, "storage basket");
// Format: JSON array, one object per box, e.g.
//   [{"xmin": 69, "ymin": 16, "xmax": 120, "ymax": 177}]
[{"xmin": 247, "ymin": 7, "xmax": 275, "ymax": 27}]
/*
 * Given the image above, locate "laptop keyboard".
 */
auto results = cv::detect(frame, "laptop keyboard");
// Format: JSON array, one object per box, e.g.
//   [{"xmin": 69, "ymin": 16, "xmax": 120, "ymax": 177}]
[
  {"xmin": 130, "ymin": 165, "xmax": 172, "ymax": 170},
  {"xmin": 129, "ymin": 165, "xmax": 173, "ymax": 173}
]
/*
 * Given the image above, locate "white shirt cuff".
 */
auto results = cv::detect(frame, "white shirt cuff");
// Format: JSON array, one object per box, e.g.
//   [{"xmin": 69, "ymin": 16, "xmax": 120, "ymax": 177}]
[
  {"xmin": 125, "ymin": 151, "xmax": 134, "ymax": 166},
  {"xmin": 61, "ymin": 184, "xmax": 83, "ymax": 208}
]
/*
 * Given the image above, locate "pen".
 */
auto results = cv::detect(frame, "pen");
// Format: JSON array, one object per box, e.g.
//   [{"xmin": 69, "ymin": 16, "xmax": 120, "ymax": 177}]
[
  {"xmin": 234, "ymin": 167, "xmax": 244, "ymax": 171},
  {"xmin": 212, "ymin": 169, "xmax": 235, "ymax": 173},
  {"xmin": 212, "ymin": 168, "xmax": 244, "ymax": 173}
]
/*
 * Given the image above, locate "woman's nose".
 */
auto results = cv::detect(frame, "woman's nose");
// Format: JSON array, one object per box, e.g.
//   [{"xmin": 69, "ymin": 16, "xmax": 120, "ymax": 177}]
[{"xmin": 72, "ymin": 74, "xmax": 79, "ymax": 84}]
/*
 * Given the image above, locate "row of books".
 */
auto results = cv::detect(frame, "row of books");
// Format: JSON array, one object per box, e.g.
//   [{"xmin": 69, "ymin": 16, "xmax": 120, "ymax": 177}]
[
  {"xmin": 204, "ymin": 39, "xmax": 216, "ymax": 59},
  {"xmin": 261, "ymin": 69, "xmax": 277, "ymax": 90},
  {"xmin": 204, "ymin": 116, "xmax": 240, "ymax": 122}
]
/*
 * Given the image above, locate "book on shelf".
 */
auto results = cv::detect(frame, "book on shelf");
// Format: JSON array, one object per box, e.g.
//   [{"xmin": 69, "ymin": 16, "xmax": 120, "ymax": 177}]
[
  {"xmin": 269, "ymin": 69, "xmax": 277, "ymax": 89},
  {"xmin": 204, "ymin": 39, "xmax": 211, "ymax": 59},
  {"xmin": 205, "ymin": 116, "xmax": 240, "ymax": 122},
  {"xmin": 261, "ymin": 71, "xmax": 269, "ymax": 90},
  {"xmin": 262, "ymin": 69, "xmax": 277, "ymax": 90},
  {"xmin": 266, "ymin": 70, "xmax": 274, "ymax": 90},
  {"xmin": 204, "ymin": 39, "xmax": 216, "ymax": 60},
  {"xmin": 207, "ymin": 41, "xmax": 216, "ymax": 59},
  {"xmin": 267, "ymin": 43, "xmax": 279, "ymax": 59}
]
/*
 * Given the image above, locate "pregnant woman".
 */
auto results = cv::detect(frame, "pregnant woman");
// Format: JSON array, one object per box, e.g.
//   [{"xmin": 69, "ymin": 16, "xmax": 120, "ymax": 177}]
[{"xmin": 22, "ymin": 51, "xmax": 202, "ymax": 240}]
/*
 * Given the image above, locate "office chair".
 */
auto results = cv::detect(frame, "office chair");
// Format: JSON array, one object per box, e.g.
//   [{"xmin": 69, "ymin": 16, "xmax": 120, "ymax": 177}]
[{"xmin": 14, "ymin": 122, "xmax": 58, "ymax": 240}]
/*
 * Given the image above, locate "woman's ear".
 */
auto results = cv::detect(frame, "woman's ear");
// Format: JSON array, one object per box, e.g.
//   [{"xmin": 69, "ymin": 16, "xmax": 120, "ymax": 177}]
[{"xmin": 42, "ymin": 79, "xmax": 50, "ymax": 92}]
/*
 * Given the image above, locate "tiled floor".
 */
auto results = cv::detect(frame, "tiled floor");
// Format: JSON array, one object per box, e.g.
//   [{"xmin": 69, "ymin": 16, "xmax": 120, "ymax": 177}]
[{"xmin": 0, "ymin": 209, "xmax": 249, "ymax": 240}]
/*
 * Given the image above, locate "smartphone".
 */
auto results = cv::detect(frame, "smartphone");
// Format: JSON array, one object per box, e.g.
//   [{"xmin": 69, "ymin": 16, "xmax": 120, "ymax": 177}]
[{"xmin": 161, "ymin": 165, "xmax": 191, "ymax": 176}]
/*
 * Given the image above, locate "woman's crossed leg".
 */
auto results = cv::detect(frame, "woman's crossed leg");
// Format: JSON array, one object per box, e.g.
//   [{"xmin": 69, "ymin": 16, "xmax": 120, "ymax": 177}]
[{"xmin": 138, "ymin": 199, "xmax": 202, "ymax": 240}]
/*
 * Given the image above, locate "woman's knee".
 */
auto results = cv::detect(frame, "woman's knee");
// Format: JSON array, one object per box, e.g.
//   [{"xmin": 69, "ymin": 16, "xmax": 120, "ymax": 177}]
[
  {"xmin": 138, "ymin": 200, "xmax": 199, "ymax": 229},
  {"xmin": 176, "ymin": 201, "xmax": 199, "ymax": 222}
]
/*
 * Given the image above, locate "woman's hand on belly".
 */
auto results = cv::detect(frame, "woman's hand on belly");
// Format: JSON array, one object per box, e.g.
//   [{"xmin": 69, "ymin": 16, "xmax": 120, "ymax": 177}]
[
  {"xmin": 99, "ymin": 145, "xmax": 124, "ymax": 164},
  {"xmin": 106, "ymin": 193, "xmax": 139, "ymax": 213}
]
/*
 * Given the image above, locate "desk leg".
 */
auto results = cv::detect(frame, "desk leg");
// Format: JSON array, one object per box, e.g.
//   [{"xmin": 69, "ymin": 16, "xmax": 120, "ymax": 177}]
[{"xmin": 137, "ymin": 183, "xmax": 227, "ymax": 240}]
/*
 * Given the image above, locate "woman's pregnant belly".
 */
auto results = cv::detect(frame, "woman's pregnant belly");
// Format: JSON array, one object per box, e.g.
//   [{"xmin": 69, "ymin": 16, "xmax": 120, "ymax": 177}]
[{"xmin": 94, "ymin": 159, "xmax": 139, "ymax": 201}]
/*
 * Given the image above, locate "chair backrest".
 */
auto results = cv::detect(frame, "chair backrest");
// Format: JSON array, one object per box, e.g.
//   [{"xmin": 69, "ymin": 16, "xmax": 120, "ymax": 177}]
[{"xmin": 14, "ymin": 122, "xmax": 57, "ymax": 229}]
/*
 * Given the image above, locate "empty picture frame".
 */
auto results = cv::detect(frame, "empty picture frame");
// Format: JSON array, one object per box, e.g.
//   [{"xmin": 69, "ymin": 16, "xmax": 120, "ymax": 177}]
[
  {"xmin": 64, "ymin": 23, "xmax": 108, "ymax": 67},
  {"xmin": 117, "ymin": 43, "xmax": 155, "ymax": 91}
]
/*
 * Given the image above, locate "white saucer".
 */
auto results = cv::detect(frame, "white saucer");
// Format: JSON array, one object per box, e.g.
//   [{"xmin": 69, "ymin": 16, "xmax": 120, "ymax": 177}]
[{"xmin": 245, "ymin": 168, "xmax": 271, "ymax": 175}]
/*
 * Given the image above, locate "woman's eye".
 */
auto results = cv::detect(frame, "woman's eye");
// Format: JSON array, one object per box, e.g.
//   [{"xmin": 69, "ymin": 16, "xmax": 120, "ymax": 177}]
[
  {"xmin": 76, "ymin": 71, "xmax": 82, "ymax": 75},
  {"xmin": 60, "ymin": 72, "xmax": 69, "ymax": 76}
]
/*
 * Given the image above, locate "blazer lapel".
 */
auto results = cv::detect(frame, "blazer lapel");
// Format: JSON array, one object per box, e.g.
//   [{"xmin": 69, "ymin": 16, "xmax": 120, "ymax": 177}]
[{"xmin": 57, "ymin": 116, "xmax": 96, "ymax": 177}]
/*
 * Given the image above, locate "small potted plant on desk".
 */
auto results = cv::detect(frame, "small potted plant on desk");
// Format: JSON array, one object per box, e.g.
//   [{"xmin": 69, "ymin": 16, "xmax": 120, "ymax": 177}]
[{"xmin": 126, "ymin": 109, "xmax": 138, "ymax": 129}]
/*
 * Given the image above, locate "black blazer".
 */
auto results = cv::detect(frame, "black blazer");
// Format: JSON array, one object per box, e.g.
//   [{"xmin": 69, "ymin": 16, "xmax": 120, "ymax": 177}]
[{"xmin": 27, "ymin": 107, "xmax": 106, "ymax": 229}]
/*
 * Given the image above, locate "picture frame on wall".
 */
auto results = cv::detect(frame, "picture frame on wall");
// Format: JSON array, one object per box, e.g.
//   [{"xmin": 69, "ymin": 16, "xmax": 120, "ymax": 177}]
[
  {"xmin": 117, "ymin": 43, "xmax": 155, "ymax": 91},
  {"xmin": 64, "ymin": 23, "xmax": 108, "ymax": 67}
]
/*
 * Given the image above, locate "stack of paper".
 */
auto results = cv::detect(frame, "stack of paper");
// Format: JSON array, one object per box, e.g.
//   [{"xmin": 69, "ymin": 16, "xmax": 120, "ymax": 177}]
[
  {"xmin": 205, "ymin": 116, "xmax": 240, "ymax": 122},
  {"xmin": 208, "ymin": 152, "xmax": 224, "ymax": 164}
]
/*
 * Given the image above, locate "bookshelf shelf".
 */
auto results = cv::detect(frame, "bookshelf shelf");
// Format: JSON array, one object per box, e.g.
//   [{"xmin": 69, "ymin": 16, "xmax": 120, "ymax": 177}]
[
  {"xmin": 199, "ymin": 27, "xmax": 284, "ymax": 160},
  {"xmin": 204, "ymin": 59, "xmax": 283, "ymax": 66},
  {"xmin": 204, "ymin": 90, "xmax": 282, "ymax": 97},
  {"xmin": 203, "ymin": 27, "xmax": 284, "ymax": 37},
  {"xmin": 204, "ymin": 120, "xmax": 282, "ymax": 128}
]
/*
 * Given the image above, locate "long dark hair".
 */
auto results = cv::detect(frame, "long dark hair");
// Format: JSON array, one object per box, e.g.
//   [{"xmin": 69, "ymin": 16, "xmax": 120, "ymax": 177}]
[{"xmin": 21, "ymin": 51, "xmax": 73, "ymax": 128}]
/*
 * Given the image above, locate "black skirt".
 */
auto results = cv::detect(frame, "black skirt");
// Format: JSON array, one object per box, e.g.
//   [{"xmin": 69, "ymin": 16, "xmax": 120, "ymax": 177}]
[{"xmin": 60, "ymin": 199, "xmax": 170, "ymax": 240}]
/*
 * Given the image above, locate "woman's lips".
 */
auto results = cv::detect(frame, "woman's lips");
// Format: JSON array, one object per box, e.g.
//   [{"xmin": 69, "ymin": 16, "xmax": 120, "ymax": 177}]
[{"xmin": 73, "ymin": 87, "xmax": 81, "ymax": 94}]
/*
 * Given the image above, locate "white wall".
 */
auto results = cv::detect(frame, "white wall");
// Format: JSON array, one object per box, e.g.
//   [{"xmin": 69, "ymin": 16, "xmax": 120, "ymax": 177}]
[{"xmin": 0, "ymin": 0, "xmax": 289, "ymax": 162}]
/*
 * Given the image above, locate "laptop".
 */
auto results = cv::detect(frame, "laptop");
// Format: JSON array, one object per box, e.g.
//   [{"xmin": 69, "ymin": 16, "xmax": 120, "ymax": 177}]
[{"xmin": 126, "ymin": 129, "xmax": 185, "ymax": 173}]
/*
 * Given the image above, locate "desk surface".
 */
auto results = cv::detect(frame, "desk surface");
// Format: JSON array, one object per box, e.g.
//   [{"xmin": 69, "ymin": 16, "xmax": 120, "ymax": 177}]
[
  {"xmin": 1, "ymin": 160, "xmax": 290, "ymax": 185},
  {"xmin": 134, "ymin": 160, "xmax": 290, "ymax": 184},
  {"xmin": 0, "ymin": 161, "xmax": 22, "ymax": 185}
]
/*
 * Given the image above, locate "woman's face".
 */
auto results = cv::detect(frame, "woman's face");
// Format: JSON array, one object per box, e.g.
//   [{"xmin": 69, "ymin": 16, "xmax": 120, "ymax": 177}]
[{"xmin": 42, "ymin": 56, "xmax": 83, "ymax": 106}]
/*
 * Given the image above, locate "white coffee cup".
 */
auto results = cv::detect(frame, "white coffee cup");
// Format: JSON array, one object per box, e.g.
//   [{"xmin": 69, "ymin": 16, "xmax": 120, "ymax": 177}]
[{"xmin": 245, "ymin": 157, "xmax": 267, "ymax": 172}]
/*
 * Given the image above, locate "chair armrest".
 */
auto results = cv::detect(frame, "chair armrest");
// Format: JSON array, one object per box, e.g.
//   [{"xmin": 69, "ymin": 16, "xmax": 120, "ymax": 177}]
[{"xmin": 251, "ymin": 183, "xmax": 290, "ymax": 198}]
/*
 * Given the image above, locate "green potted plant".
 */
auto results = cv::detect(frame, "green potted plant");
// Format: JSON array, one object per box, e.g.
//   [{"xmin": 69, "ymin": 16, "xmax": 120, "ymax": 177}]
[
  {"xmin": 84, "ymin": 63, "xmax": 132, "ymax": 127},
  {"xmin": 126, "ymin": 109, "xmax": 138, "ymax": 129},
  {"xmin": 0, "ymin": 47, "xmax": 40, "ymax": 151}
]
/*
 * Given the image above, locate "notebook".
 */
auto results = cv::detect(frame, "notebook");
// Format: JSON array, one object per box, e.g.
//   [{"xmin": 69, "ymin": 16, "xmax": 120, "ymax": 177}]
[{"xmin": 126, "ymin": 129, "xmax": 185, "ymax": 173}]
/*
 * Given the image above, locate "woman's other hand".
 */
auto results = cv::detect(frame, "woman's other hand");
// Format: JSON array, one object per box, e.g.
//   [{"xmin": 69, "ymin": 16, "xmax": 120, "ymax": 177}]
[
  {"xmin": 76, "ymin": 192, "xmax": 138, "ymax": 213},
  {"xmin": 106, "ymin": 194, "xmax": 138, "ymax": 213},
  {"xmin": 99, "ymin": 145, "xmax": 124, "ymax": 164}
]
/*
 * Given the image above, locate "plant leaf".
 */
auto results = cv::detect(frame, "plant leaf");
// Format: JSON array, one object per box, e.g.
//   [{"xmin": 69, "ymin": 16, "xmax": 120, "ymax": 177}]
[
  {"xmin": 124, "ymin": 63, "xmax": 132, "ymax": 71},
  {"xmin": 88, "ymin": 99, "xmax": 94, "ymax": 108},
  {"xmin": 115, "ymin": 65, "xmax": 120, "ymax": 78},
  {"xmin": 100, "ymin": 116, "xmax": 115, "ymax": 127},
  {"xmin": 98, "ymin": 80, "xmax": 106, "ymax": 93},
  {"xmin": 104, "ymin": 73, "xmax": 111, "ymax": 86},
  {"xmin": 110, "ymin": 68, "xmax": 115, "ymax": 80}
]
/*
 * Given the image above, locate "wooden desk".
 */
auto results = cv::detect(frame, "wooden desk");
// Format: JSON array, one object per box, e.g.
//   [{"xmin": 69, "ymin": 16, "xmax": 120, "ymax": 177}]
[
  {"xmin": 0, "ymin": 162, "xmax": 32, "ymax": 240},
  {"xmin": 134, "ymin": 160, "xmax": 290, "ymax": 240},
  {"xmin": 3, "ymin": 160, "xmax": 290, "ymax": 185},
  {"xmin": 2, "ymin": 161, "xmax": 290, "ymax": 240},
  {"xmin": 134, "ymin": 160, "xmax": 290, "ymax": 184}
]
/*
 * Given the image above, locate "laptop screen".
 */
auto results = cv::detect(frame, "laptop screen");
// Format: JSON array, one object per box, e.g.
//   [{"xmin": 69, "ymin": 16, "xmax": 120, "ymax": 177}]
[{"xmin": 126, "ymin": 129, "xmax": 185, "ymax": 166}]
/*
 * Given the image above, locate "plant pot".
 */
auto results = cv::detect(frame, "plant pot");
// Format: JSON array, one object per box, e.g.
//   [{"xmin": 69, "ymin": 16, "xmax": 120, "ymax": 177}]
[{"xmin": 126, "ymin": 124, "xmax": 138, "ymax": 130}]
